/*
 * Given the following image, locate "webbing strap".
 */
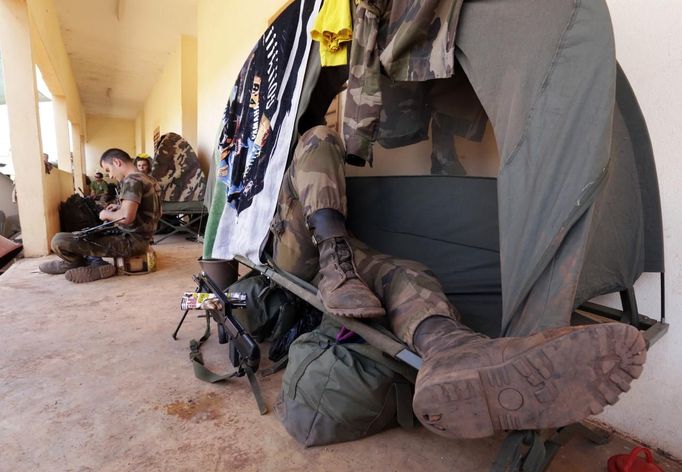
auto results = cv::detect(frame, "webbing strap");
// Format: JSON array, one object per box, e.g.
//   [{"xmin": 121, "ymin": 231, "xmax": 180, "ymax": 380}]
[
  {"xmin": 288, "ymin": 343, "xmax": 331, "ymax": 399},
  {"xmin": 188, "ymin": 315, "xmax": 237, "ymax": 383},
  {"xmin": 245, "ymin": 366, "xmax": 268, "ymax": 415},
  {"xmin": 259, "ymin": 355, "xmax": 289, "ymax": 377},
  {"xmin": 346, "ymin": 343, "xmax": 416, "ymax": 430},
  {"xmin": 394, "ymin": 383, "xmax": 414, "ymax": 429},
  {"xmin": 345, "ymin": 343, "xmax": 417, "ymax": 384}
]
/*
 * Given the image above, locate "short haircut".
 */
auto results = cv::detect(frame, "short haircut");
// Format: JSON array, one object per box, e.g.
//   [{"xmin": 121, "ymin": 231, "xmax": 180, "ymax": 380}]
[
  {"xmin": 100, "ymin": 148, "xmax": 132, "ymax": 165},
  {"xmin": 95, "ymin": 172, "xmax": 103, "ymax": 178},
  {"xmin": 134, "ymin": 156, "xmax": 150, "ymax": 166}
]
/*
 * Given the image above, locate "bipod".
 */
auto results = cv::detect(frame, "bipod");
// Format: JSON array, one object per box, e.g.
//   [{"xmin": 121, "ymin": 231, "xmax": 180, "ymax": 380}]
[{"xmin": 173, "ymin": 272, "xmax": 267, "ymax": 415}]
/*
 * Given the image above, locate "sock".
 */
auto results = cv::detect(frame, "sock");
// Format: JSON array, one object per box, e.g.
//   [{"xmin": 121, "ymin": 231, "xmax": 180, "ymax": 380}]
[{"xmin": 85, "ymin": 256, "xmax": 107, "ymax": 266}]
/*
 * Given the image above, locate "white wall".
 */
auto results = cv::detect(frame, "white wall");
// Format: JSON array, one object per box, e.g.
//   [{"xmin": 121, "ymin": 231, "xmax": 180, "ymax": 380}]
[{"xmin": 593, "ymin": 0, "xmax": 682, "ymax": 458}]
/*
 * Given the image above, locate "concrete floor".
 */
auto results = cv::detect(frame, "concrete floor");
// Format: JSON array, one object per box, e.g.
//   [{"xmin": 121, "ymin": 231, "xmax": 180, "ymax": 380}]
[{"xmin": 1, "ymin": 237, "xmax": 680, "ymax": 472}]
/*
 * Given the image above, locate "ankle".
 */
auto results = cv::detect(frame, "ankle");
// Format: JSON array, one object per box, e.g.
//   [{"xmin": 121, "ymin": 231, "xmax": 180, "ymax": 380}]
[
  {"xmin": 413, "ymin": 316, "xmax": 460, "ymax": 356},
  {"xmin": 308, "ymin": 208, "xmax": 347, "ymax": 243},
  {"xmin": 86, "ymin": 256, "xmax": 106, "ymax": 266}
]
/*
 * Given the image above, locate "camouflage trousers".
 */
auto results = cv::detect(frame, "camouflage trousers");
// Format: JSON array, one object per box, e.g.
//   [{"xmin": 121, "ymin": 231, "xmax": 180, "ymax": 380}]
[
  {"xmin": 51, "ymin": 231, "xmax": 149, "ymax": 265},
  {"xmin": 271, "ymin": 126, "xmax": 457, "ymax": 348}
]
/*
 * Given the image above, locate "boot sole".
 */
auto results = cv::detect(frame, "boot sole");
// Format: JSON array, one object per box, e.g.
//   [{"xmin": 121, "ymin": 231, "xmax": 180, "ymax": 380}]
[
  {"xmin": 412, "ymin": 323, "xmax": 646, "ymax": 439},
  {"xmin": 65, "ymin": 265, "xmax": 117, "ymax": 283},
  {"xmin": 321, "ymin": 301, "xmax": 386, "ymax": 318}
]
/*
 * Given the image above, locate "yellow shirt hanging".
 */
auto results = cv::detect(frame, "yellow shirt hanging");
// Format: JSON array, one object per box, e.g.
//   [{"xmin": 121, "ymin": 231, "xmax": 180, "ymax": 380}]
[{"xmin": 311, "ymin": 0, "xmax": 352, "ymax": 67}]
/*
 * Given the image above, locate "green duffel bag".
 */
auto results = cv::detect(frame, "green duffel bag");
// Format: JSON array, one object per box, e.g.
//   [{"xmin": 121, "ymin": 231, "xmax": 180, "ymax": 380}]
[{"xmin": 275, "ymin": 315, "xmax": 416, "ymax": 447}]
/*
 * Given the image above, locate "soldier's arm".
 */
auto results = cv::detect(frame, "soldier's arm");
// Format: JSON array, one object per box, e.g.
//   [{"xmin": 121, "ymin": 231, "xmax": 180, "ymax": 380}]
[{"xmin": 99, "ymin": 199, "xmax": 138, "ymax": 225}]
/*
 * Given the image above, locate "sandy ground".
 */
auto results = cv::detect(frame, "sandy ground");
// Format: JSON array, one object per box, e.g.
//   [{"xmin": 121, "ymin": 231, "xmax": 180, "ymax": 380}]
[{"xmin": 0, "ymin": 236, "xmax": 679, "ymax": 472}]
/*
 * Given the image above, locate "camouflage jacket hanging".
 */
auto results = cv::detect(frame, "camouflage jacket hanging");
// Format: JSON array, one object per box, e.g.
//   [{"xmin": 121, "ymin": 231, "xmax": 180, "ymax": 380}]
[{"xmin": 343, "ymin": 0, "xmax": 464, "ymax": 165}]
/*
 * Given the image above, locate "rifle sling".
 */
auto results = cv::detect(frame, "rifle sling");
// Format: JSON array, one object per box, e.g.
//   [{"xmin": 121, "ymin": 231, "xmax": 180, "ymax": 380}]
[{"xmin": 188, "ymin": 314, "xmax": 238, "ymax": 383}]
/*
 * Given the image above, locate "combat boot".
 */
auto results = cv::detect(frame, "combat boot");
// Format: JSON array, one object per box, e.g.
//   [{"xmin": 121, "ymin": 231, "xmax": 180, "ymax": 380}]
[
  {"xmin": 308, "ymin": 209, "xmax": 384, "ymax": 318},
  {"xmin": 411, "ymin": 316, "xmax": 646, "ymax": 439},
  {"xmin": 65, "ymin": 262, "xmax": 116, "ymax": 283},
  {"xmin": 39, "ymin": 259, "xmax": 84, "ymax": 275}
]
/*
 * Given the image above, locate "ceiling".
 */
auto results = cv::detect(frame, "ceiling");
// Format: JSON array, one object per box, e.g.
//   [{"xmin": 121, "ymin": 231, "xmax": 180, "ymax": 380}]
[{"xmin": 55, "ymin": 0, "xmax": 198, "ymax": 119}]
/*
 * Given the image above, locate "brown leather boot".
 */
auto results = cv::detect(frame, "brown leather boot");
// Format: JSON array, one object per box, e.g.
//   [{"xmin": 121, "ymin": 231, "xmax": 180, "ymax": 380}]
[
  {"xmin": 309, "ymin": 209, "xmax": 385, "ymax": 318},
  {"xmin": 411, "ymin": 316, "xmax": 646, "ymax": 439}
]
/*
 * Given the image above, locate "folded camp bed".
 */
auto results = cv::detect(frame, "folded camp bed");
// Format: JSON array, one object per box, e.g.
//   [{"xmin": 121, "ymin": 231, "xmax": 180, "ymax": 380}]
[{"xmin": 155, "ymin": 200, "xmax": 207, "ymax": 244}]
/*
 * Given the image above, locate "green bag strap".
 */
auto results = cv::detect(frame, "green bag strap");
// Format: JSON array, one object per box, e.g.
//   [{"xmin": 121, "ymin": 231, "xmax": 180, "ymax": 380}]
[
  {"xmin": 188, "ymin": 315, "xmax": 238, "ymax": 383},
  {"xmin": 344, "ymin": 343, "xmax": 417, "ymax": 384},
  {"xmin": 394, "ymin": 382, "xmax": 414, "ymax": 429},
  {"xmin": 288, "ymin": 339, "xmax": 332, "ymax": 399},
  {"xmin": 259, "ymin": 354, "xmax": 289, "ymax": 377},
  {"xmin": 344, "ymin": 343, "xmax": 417, "ymax": 430}
]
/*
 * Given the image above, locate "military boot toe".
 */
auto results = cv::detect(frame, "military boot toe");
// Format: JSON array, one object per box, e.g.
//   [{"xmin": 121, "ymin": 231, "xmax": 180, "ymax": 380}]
[{"xmin": 317, "ymin": 237, "xmax": 385, "ymax": 318}]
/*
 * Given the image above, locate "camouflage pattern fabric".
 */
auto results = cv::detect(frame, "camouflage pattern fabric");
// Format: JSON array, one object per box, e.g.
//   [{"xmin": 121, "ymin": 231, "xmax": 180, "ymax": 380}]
[
  {"xmin": 344, "ymin": 0, "xmax": 463, "ymax": 163},
  {"xmin": 429, "ymin": 75, "xmax": 488, "ymax": 175},
  {"xmin": 376, "ymin": 80, "xmax": 430, "ymax": 150},
  {"xmin": 117, "ymin": 172, "xmax": 162, "ymax": 239},
  {"xmin": 372, "ymin": 70, "xmax": 488, "ymax": 167},
  {"xmin": 352, "ymin": 239, "xmax": 458, "ymax": 348},
  {"xmin": 272, "ymin": 126, "xmax": 347, "ymax": 281},
  {"xmin": 430, "ymin": 112, "xmax": 467, "ymax": 176},
  {"xmin": 51, "ymin": 232, "xmax": 150, "ymax": 266},
  {"xmin": 272, "ymin": 125, "xmax": 457, "ymax": 347},
  {"xmin": 90, "ymin": 180, "xmax": 108, "ymax": 196},
  {"xmin": 152, "ymin": 132, "xmax": 206, "ymax": 202}
]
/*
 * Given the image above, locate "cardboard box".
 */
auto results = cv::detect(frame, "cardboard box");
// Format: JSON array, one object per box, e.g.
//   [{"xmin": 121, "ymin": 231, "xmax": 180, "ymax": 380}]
[{"xmin": 115, "ymin": 248, "xmax": 156, "ymax": 275}]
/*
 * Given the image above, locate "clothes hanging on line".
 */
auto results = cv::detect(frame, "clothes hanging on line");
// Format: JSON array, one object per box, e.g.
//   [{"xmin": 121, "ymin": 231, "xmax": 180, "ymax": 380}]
[
  {"xmin": 311, "ymin": 0, "xmax": 352, "ymax": 66},
  {"xmin": 211, "ymin": 0, "xmax": 322, "ymax": 263}
]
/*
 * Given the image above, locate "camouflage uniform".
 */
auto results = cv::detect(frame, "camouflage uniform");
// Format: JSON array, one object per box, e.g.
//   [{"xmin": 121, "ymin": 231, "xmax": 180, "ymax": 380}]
[
  {"xmin": 344, "ymin": 0, "xmax": 462, "ymax": 163},
  {"xmin": 51, "ymin": 172, "xmax": 161, "ymax": 265},
  {"xmin": 271, "ymin": 126, "xmax": 457, "ymax": 347}
]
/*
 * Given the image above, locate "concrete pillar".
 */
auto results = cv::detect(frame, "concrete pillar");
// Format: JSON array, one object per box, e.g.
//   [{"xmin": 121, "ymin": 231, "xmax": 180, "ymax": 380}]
[
  {"xmin": 181, "ymin": 35, "xmax": 198, "ymax": 149},
  {"xmin": 135, "ymin": 111, "xmax": 146, "ymax": 154},
  {"xmin": 80, "ymin": 138, "xmax": 86, "ymax": 176},
  {"xmin": 70, "ymin": 124, "xmax": 85, "ymax": 192},
  {"xmin": 0, "ymin": 0, "xmax": 50, "ymax": 256},
  {"xmin": 52, "ymin": 95, "xmax": 72, "ymax": 172}
]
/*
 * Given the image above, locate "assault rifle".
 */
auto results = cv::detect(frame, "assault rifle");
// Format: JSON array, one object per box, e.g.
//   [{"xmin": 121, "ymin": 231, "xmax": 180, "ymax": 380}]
[
  {"xmin": 173, "ymin": 272, "xmax": 267, "ymax": 415},
  {"xmin": 73, "ymin": 217, "xmax": 124, "ymax": 239}
]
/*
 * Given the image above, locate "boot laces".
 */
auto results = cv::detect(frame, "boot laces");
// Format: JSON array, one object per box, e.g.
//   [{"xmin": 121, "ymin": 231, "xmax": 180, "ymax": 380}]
[{"xmin": 334, "ymin": 238, "xmax": 357, "ymax": 279}]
